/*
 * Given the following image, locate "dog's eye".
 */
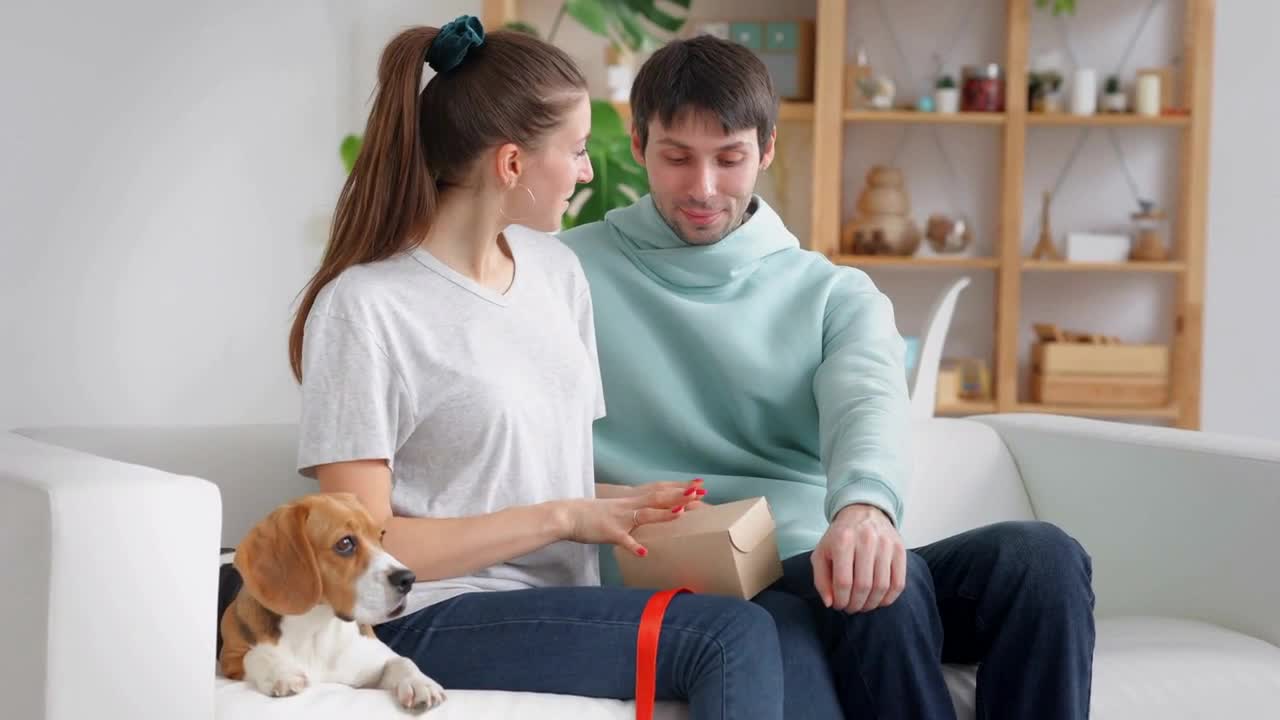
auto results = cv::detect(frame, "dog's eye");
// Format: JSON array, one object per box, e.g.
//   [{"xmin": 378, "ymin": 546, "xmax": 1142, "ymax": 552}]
[{"xmin": 334, "ymin": 536, "xmax": 357, "ymax": 556}]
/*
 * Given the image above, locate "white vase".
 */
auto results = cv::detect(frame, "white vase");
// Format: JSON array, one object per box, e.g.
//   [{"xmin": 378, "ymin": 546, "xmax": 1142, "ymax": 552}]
[
  {"xmin": 1071, "ymin": 69, "xmax": 1097, "ymax": 116},
  {"xmin": 935, "ymin": 88, "xmax": 959, "ymax": 114},
  {"xmin": 1136, "ymin": 74, "xmax": 1161, "ymax": 116}
]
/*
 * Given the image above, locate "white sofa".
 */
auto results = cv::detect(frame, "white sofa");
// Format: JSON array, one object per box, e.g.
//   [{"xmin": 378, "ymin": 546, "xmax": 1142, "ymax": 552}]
[{"xmin": 2, "ymin": 413, "xmax": 1279, "ymax": 719}]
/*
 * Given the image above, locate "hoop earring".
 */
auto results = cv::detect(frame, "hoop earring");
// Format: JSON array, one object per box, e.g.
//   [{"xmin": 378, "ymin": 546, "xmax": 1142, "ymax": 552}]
[{"xmin": 499, "ymin": 184, "xmax": 538, "ymax": 224}]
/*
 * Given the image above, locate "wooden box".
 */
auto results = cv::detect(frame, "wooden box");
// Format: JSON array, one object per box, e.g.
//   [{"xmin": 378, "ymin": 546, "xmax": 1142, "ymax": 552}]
[
  {"xmin": 1032, "ymin": 342, "xmax": 1169, "ymax": 377},
  {"xmin": 1031, "ymin": 372, "xmax": 1169, "ymax": 407}
]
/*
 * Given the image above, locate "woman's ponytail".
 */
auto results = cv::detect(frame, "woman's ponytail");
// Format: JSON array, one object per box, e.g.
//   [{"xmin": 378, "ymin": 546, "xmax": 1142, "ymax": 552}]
[
  {"xmin": 288, "ymin": 27, "xmax": 440, "ymax": 382},
  {"xmin": 288, "ymin": 17, "xmax": 586, "ymax": 382}
]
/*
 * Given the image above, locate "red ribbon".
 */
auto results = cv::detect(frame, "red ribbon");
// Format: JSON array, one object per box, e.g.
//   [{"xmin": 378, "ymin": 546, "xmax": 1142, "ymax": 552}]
[{"xmin": 635, "ymin": 587, "xmax": 691, "ymax": 720}]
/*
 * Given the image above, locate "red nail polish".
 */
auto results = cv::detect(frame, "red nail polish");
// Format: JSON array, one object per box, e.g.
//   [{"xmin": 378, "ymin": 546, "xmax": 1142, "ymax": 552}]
[
  {"xmin": 695, "ymin": 489, "xmax": 707, "ymax": 496},
  {"xmin": 672, "ymin": 506, "xmax": 684, "ymax": 514},
  {"xmin": 683, "ymin": 487, "xmax": 697, "ymax": 496},
  {"xmin": 636, "ymin": 547, "xmax": 648, "ymax": 557}
]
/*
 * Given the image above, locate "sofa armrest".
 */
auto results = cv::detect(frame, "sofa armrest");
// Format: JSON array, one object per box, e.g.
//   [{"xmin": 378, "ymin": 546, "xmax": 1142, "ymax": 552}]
[
  {"xmin": 975, "ymin": 414, "xmax": 1280, "ymax": 647},
  {"xmin": 0, "ymin": 432, "xmax": 222, "ymax": 720}
]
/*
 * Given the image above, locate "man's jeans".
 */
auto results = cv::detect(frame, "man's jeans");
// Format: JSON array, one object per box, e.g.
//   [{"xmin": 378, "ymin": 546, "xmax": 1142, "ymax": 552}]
[
  {"xmin": 374, "ymin": 585, "xmax": 784, "ymax": 719},
  {"xmin": 756, "ymin": 520, "xmax": 1096, "ymax": 719}
]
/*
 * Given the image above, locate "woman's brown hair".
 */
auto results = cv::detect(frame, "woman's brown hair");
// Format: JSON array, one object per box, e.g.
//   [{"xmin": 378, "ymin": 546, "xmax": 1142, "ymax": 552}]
[{"xmin": 288, "ymin": 22, "xmax": 586, "ymax": 381}]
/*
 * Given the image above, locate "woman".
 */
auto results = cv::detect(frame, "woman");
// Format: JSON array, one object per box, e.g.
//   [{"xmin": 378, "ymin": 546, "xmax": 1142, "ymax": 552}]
[{"xmin": 288, "ymin": 16, "xmax": 783, "ymax": 718}]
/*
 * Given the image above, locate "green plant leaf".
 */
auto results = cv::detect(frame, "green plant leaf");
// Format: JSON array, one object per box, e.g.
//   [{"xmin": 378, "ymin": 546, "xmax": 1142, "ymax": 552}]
[
  {"xmin": 503, "ymin": 20, "xmax": 541, "ymax": 38},
  {"xmin": 1034, "ymin": 0, "xmax": 1077, "ymax": 16},
  {"xmin": 619, "ymin": 0, "xmax": 687, "ymax": 33},
  {"xmin": 611, "ymin": 7, "xmax": 649, "ymax": 52},
  {"xmin": 562, "ymin": 0, "xmax": 690, "ymax": 53},
  {"xmin": 565, "ymin": 0, "xmax": 610, "ymax": 37},
  {"xmin": 592, "ymin": 101, "xmax": 627, "ymax": 139},
  {"xmin": 564, "ymin": 100, "xmax": 648, "ymax": 228},
  {"xmin": 340, "ymin": 134, "xmax": 362, "ymax": 175}
]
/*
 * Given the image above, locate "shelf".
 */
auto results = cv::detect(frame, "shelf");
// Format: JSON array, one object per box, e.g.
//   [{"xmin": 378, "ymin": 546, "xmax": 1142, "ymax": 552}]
[
  {"xmin": 1014, "ymin": 403, "xmax": 1180, "ymax": 419},
  {"xmin": 936, "ymin": 400, "xmax": 997, "ymax": 416},
  {"xmin": 1026, "ymin": 113, "xmax": 1190, "ymax": 127},
  {"xmin": 844, "ymin": 110, "xmax": 1006, "ymax": 126},
  {"xmin": 1022, "ymin": 260, "xmax": 1186, "ymax": 273},
  {"xmin": 833, "ymin": 254, "xmax": 1000, "ymax": 269},
  {"xmin": 611, "ymin": 101, "xmax": 814, "ymax": 122}
]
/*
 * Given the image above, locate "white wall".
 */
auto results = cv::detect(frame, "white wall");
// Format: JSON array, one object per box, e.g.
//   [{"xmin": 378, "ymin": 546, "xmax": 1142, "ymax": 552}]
[
  {"xmin": 0, "ymin": 0, "xmax": 477, "ymax": 431},
  {"xmin": 1200, "ymin": 1, "xmax": 1280, "ymax": 439},
  {"xmin": 1, "ymin": 0, "xmax": 1274, "ymax": 440}
]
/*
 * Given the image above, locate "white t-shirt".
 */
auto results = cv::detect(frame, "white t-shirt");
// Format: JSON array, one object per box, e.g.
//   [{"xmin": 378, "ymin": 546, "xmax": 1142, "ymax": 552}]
[{"xmin": 296, "ymin": 225, "xmax": 606, "ymax": 617}]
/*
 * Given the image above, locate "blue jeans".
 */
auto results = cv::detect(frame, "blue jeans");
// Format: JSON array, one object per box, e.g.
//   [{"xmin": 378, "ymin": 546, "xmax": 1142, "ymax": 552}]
[
  {"xmin": 756, "ymin": 520, "xmax": 1096, "ymax": 719},
  {"xmin": 374, "ymin": 585, "xmax": 784, "ymax": 719}
]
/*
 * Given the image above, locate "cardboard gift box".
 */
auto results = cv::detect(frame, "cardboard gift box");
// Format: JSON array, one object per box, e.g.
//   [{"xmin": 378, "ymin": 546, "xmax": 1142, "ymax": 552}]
[{"xmin": 614, "ymin": 497, "xmax": 784, "ymax": 600}]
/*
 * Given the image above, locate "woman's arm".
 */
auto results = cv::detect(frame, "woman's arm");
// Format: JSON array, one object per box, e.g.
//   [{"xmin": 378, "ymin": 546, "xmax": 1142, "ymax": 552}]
[
  {"xmin": 595, "ymin": 482, "xmax": 639, "ymax": 499},
  {"xmin": 319, "ymin": 461, "xmax": 694, "ymax": 581}
]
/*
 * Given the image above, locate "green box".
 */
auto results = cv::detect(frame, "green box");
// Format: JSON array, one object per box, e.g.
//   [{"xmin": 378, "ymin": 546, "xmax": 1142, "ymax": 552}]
[
  {"xmin": 764, "ymin": 22, "xmax": 799, "ymax": 51},
  {"xmin": 729, "ymin": 22, "xmax": 763, "ymax": 50}
]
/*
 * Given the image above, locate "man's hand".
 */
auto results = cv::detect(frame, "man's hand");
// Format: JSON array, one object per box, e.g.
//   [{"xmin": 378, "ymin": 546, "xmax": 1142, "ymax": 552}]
[{"xmin": 811, "ymin": 503, "xmax": 907, "ymax": 613}]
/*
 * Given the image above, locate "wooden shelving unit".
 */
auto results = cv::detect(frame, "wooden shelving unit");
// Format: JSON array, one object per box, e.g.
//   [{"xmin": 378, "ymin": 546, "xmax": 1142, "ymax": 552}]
[
  {"xmin": 810, "ymin": 0, "xmax": 1214, "ymax": 430},
  {"xmin": 1026, "ymin": 113, "xmax": 1190, "ymax": 127},
  {"xmin": 834, "ymin": 255, "xmax": 1001, "ymax": 270},
  {"xmin": 1022, "ymin": 260, "xmax": 1187, "ymax": 273},
  {"xmin": 844, "ymin": 110, "xmax": 1006, "ymax": 126},
  {"xmin": 1014, "ymin": 403, "xmax": 1181, "ymax": 420},
  {"xmin": 485, "ymin": 0, "xmax": 1215, "ymax": 430},
  {"xmin": 614, "ymin": 101, "xmax": 815, "ymax": 123}
]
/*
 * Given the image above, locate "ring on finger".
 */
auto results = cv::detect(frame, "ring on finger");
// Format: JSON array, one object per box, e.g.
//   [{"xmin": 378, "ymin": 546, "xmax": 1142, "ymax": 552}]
[{"xmin": 630, "ymin": 509, "xmax": 640, "ymax": 532}]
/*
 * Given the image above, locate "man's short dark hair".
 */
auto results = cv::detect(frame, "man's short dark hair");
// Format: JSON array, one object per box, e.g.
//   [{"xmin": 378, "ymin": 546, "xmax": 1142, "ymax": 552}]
[{"xmin": 629, "ymin": 34, "xmax": 779, "ymax": 154}]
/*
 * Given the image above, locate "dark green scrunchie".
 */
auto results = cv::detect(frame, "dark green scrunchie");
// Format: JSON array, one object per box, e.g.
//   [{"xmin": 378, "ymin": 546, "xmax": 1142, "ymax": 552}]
[{"xmin": 426, "ymin": 15, "xmax": 485, "ymax": 73}]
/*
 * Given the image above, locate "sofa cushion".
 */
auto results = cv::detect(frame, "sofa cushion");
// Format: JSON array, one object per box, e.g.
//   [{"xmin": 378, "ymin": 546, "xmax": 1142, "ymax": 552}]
[
  {"xmin": 215, "ymin": 677, "xmax": 689, "ymax": 719},
  {"xmin": 942, "ymin": 616, "xmax": 1280, "ymax": 720},
  {"xmin": 216, "ymin": 616, "xmax": 1280, "ymax": 720}
]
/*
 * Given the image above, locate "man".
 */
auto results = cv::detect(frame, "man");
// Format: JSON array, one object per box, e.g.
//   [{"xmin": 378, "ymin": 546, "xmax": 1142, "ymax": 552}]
[{"xmin": 560, "ymin": 35, "xmax": 1095, "ymax": 720}]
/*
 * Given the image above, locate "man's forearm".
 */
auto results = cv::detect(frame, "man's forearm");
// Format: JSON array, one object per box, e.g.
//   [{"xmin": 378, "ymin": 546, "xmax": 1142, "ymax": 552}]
[{"xmin": 835, "ymin": 502, "xmax": 892, "ymax": 525}]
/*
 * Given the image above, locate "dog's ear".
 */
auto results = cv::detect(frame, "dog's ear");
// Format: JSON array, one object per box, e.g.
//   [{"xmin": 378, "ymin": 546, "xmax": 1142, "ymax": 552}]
[{"xmin": 234, "ymin": 501, "xmax": 322, "ymax": 616}]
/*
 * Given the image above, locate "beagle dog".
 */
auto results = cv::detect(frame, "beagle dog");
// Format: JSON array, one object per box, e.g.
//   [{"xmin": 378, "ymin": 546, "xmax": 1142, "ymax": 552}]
[{"xmin": 218, "ymin": 492, "xmax": 445, "ymax": 711}]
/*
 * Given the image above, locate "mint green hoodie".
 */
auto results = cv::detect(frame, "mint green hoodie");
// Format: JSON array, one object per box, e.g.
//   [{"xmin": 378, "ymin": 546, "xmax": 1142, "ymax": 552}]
[{"xmin": 560, "ymin": 195, "xmax": 910, "ymax": 575}]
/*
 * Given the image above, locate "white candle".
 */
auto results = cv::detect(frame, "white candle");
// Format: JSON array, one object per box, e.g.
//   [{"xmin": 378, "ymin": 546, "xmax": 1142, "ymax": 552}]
[
  {"xmin": 1136, "ymin": 74, "xmax": 1160, "ymax": 116},
  {"xmin": 1071, "ymin": 69, "xmax": 1097, "ymax": 116}
]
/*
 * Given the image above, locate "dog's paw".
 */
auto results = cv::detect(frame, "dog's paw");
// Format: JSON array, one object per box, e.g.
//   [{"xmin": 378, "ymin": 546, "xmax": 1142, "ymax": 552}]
[
  {"xmin": 395, "ymin": 670, "xmax": 447, "ymax": 711},
  {"xmin": 254, "ymin": 671, "xmax": 309, "ymax": 698}
]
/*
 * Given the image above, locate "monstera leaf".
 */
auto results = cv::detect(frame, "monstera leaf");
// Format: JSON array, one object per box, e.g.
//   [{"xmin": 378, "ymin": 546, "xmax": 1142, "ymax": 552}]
[
  {"xmin": 563, "ymin": 0, "xmax": 691, "ymax": 52},
  {"xmin": 1034, "ymin": 0, "xmax": 1077, "ymax": 16},
  {"xmin": 563, "ymin": 100, "xmax": 647, "ymax": 229}
]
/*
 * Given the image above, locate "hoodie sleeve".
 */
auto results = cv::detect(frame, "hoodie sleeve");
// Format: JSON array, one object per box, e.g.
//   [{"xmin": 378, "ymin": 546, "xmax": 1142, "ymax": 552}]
[{"xmin": 812, "ymin": 268, "xmax": 912, "ymax": 527}]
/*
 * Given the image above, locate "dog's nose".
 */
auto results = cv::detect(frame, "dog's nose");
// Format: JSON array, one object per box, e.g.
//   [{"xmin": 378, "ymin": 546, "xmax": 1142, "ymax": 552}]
[{"xmin": 388, "ymin": 568, "xmax": 415, "ymax": 594}]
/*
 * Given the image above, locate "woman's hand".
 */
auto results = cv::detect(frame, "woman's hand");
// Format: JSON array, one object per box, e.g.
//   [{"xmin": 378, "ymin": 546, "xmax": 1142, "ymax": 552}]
[
  {"xmin": 560, "ymin": 484, "xmax": 706, "ymax": 557},
  {"xmin": 596, "ymin": 478, "xmax": 709, "ymax": 511}
]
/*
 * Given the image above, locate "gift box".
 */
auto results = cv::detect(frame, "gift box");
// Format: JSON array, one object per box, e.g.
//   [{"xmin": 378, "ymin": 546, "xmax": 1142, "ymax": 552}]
[{"xmin": 614, "ymin": 497, "xmax": 784, "ymax": 600}]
